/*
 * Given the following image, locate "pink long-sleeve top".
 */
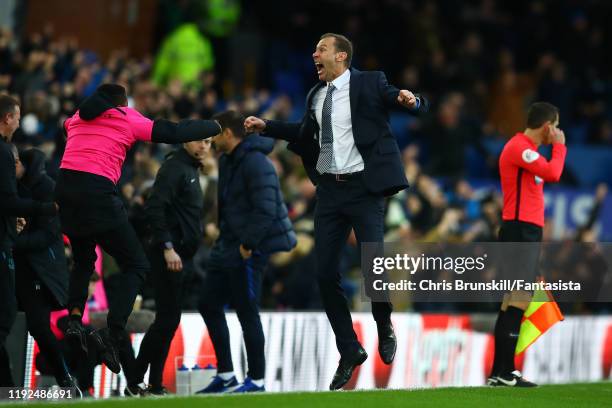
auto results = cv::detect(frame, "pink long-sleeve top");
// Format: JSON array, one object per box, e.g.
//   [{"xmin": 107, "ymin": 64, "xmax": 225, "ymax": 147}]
[{"xmin": 60, "ymin": 107, "xmax": 153, "ymax": 184}]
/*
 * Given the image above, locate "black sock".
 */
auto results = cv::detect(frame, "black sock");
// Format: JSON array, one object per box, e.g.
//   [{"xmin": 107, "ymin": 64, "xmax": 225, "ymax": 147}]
[
  {"xmin": 490, "ymin": 309, "xmax": 505, "ymax": 377},
  {"xmin": 500, "ymin": 306, "xmax": 524, "ymax": 375}
]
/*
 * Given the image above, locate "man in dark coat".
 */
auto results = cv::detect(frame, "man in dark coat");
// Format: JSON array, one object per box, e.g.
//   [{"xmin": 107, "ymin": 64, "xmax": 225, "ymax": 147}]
[
  {"xmin": 244, "ymin": 33, "xmax": 429, "ymax": 390},
  {"xmin": 13, "ymin": 148, "xmax": 77, "ymax": 390},
  {"xmin": 136, "ymin": 138, "xmax": 212, "ymax": 395},
  {"xmin": 197, "ymin": 111, "xmax": 296, "ymax": 394},
  {"xmin": 0, "ymin": 95, "xmax": 57, "ymax": 387}
]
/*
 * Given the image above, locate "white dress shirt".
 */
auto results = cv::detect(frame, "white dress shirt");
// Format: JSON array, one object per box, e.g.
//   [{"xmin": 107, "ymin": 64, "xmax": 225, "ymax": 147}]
[{"xmin": 312, "ymin": 69, "xmax": 364, "ymax": 174}]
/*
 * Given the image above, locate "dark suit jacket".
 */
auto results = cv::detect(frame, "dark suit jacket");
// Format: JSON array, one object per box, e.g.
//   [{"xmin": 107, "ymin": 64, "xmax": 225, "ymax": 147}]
[{"xmin": 263, "ymin": 68, "xmax": 429, "ymax": 197}]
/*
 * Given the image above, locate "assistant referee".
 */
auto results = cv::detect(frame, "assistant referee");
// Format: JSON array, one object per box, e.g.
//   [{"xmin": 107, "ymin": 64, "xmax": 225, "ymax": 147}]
[{"xmin": 488, "ymin": 102, "xmax": 566, "ymax": 387}]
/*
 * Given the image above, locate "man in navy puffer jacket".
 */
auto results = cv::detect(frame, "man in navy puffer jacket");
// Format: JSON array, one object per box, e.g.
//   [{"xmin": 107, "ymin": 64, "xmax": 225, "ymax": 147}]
[{"xmin": 197, "ymin": 110, "xmax": 296, "ymax": 394}]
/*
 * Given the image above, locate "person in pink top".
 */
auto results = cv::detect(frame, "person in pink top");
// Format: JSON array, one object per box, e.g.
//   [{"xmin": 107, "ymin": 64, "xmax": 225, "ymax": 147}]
[{"xmin": 54, "ymin": 83, "xmax": 221, "ymax": 396}]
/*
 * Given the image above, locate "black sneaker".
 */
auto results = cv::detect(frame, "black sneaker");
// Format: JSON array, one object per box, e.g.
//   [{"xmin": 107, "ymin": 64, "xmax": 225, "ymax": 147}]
[
  {"xmin": 58, "ymin": 374, "xmax": 83, "ymax": 398},
  {"xmin": 495, "ymin": 370, "xmax": 537, "ymax": 387},
  {"xmin": 124, "ymin": 383, "xmax": 150, "ymax": 397},
  {"xmin": 89, "ymin": 328, "xmax": 121, "ymax": 374},
  {"xmin": 147, "ymin": 385, "xmax": 169, "ymax": 396},
  {"xmin": 65, "ymin": 319, "xmax": 88, "ymax": 354}
]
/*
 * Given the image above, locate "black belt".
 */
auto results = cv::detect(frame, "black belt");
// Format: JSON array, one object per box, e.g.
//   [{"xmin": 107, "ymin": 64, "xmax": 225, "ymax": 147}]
[{"xmin": 320, "ymin": 171, "xmax": 363, "ymax": 182}]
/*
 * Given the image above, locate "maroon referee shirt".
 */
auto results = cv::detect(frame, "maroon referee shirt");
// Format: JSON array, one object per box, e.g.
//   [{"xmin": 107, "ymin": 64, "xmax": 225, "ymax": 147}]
[{"xmin": 499, "ymin": 133, "xmax": 567, "ymax": 227}]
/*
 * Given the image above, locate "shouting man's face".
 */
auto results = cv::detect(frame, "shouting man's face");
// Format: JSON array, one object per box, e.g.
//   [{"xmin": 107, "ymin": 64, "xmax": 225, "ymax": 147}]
[{"xmin": 313, "ymin": 37, "xmax": 347, "ymax": 82}]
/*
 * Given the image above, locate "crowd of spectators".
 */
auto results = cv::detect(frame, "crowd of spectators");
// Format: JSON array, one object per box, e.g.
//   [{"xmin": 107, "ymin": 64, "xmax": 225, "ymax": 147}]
[
  {"xmin": 1, "ymin": 0, "xmax": 610, "ymax": 315},
  {"xmin": 251, "ymin": 0, "xmax": 612, "ymax": 148}
]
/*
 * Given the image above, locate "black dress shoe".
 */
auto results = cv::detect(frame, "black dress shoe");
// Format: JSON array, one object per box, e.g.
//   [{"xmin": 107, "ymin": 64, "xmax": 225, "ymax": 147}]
[
  {"xmin": 377, "ymin": 322, "xmax": 397, "ymax": 365},
  {"xmin": 329, "ymin": 347, "xmax": 368, "ymax": 390}
]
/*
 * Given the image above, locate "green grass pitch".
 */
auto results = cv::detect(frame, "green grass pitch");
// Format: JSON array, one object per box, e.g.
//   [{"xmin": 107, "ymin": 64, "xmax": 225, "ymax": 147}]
[{"xmin": 2, "ymin": 383, "xmax": 610, "ymax": 408}]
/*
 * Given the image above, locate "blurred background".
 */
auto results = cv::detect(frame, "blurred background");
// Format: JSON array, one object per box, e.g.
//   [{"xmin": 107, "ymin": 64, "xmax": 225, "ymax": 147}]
[{"xmin": 1, "ymin": 0, "xmax": 611, "ymax": 316}]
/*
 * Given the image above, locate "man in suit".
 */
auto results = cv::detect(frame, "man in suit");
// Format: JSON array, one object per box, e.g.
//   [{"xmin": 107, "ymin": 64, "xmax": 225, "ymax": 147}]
[{"xmin": 245, "ymin": 33, "xmax": 428, "ymax": 390}]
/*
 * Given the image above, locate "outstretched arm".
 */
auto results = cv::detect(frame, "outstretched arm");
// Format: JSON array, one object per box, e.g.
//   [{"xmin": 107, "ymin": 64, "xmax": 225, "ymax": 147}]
[
  {"xmin": 150, "ymin": 119, "xmax": 222, "ymax": 144},
  {"xmin": 244, "ymin": 116, "xmax": 301, "ymax": 143}
]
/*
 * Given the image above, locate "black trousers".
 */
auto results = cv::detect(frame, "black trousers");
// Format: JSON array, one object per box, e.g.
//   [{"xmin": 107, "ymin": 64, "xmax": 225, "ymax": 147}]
[
  {"xmin": 136, "ymin": 248, "xmax": 189, "ymax": 388},
  {"xmin": 198, "ymin": 250, "xmax": 268, "ymax": 380},
  {"xmin": 314, "ymin": 176, "xmax": 392, "ymax": 357},
  {"xmin": 14, "ymin": 258, "xmax": 70, "ymax": 384},
  {"xmin": 66, "ymin": 221, "xmax": 149, "ymax": 385},
  {"xmin": 0, "ymin": 249, "xmax": 16, "ymax": 386}
]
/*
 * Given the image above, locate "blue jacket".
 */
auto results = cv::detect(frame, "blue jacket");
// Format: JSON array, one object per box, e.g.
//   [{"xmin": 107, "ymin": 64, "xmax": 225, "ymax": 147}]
[{"xmin": 216, "ymin": 135, "xmax": 296, "ymax": 256}]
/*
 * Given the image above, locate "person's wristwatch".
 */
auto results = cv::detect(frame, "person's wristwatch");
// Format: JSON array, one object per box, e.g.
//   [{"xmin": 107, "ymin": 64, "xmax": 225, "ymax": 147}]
[{"xmin": 163, "ymin": 241, "xmax": 174, "ymax": 250}]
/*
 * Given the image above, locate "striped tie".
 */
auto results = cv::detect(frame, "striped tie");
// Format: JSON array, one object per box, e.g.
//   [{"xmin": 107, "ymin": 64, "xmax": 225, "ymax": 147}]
[{"xmin": 316, "ymin": 84, "xmax": 336, "ymax": 174}]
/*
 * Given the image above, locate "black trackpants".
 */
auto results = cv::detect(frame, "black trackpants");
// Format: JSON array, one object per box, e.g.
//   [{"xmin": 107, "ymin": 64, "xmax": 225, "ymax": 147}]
[
  {"xmin": 136, "ymin": 249, "xmax": 189, "ymax": 387},
  {"xmin": 56, "ymin": 169, "xmax": 149, "ymax": 385},
  {"xmin": 66, "ymin": 221, "xmax": 149, "ymax": 385}
]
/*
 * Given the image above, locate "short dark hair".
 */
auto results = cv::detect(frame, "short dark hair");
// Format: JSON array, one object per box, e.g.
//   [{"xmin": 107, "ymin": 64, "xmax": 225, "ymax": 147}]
[
  {"xmin": 526, "ymin": 102, "xmax": 559, "ymax": 129},
  {"xmin": 212, "ymin": 110, "xmax": 246, "ymax": 139},
  {"xmin": 96, "ymin": 83, "xmax": 127, "ymax": 107},
  {"xmin": 320, "ymin": 33, "xmax": 353, "ymax": 67},
  {"xmin": 0, "ymin": 94, "xmax": 19, "ymax": 120}
]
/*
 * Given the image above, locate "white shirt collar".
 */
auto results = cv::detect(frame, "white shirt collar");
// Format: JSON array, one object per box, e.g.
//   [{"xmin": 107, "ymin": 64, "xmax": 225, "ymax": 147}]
[{"xmin": 328, "ymin": 68, "xmax": 350, "ymax": 90}]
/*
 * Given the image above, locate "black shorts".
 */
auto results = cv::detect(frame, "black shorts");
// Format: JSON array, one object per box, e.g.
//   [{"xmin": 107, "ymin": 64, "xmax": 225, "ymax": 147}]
[
  {"xmin": 498, "ymin": 220, "xmax": 543, "ymax": 243},
  {"xmin": 498, "ymin": 221, "xmax": 543, "ymax": 286}
]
